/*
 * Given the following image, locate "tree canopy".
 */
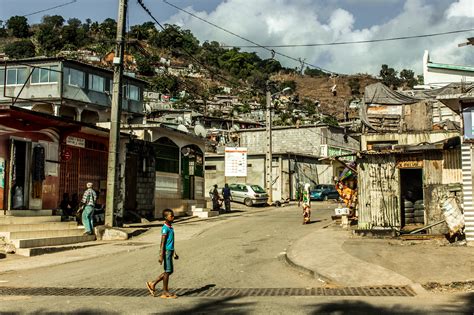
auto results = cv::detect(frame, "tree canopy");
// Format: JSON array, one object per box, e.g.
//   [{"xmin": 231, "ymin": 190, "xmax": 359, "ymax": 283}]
[{"xmin": 7, "ymin": 16, "xmax": 29, "ymax": 38}]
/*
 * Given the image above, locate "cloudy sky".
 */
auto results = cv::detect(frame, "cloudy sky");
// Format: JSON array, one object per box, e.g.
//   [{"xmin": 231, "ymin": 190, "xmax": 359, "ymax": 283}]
[{"xmin": 2, "ymin": 0, "xmax": 474, "ymax": 75}]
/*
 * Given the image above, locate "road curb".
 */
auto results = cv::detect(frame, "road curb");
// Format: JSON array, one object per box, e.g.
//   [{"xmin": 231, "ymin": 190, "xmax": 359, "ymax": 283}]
[{"xmin": 281, "ymin": 252, "xmax": 336, "ymax": 285}]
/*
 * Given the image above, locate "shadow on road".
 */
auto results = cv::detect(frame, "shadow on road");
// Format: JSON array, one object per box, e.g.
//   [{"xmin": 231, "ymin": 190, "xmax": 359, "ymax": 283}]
[
  {"xmin": 307, "ymin": 292, "xmax": 474, "ymax": 314},
  {"xmin": 163, "ymin": 296, "xmax": 254, "ymax": 315},
  {"xmin": 179, "ymin": 284, "xmax": 216, "ymax": 297}
]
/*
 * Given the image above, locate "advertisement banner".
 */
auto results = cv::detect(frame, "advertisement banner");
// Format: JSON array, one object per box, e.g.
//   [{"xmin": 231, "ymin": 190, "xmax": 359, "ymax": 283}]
[{"xmin": 225, "ymin": 147, "xmax": 247, "ymax": 177}]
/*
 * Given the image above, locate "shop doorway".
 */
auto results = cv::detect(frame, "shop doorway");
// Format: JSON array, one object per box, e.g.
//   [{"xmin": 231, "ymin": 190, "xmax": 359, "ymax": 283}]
[
  {"xmin": 9, "ymin": 139, "xmax": 30, "ymax": 210},
  {"xmin": 400, "ymin": 168, "xmax": 424, "ymax": 226}
]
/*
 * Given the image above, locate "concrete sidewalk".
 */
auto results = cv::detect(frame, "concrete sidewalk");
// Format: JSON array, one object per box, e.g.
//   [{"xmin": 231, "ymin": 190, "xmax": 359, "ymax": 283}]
[{"xmin": 285, "ymin": 222, "xmax": 474, "ymax": 289}]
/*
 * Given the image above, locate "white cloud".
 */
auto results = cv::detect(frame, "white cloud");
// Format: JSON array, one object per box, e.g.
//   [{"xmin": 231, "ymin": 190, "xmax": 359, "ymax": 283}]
[
  {"xmin": 446, "ymin": 0, "xmax": 474, "ymax": 18},
  {"xmin": 166, "ymin": 0, "xmax": 474, "ymax": 75}
]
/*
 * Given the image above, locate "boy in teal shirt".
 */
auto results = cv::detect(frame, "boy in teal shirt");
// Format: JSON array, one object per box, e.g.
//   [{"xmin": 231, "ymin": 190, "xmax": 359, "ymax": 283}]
[{"xmin": 146, "ymin": 209, "xmax": 179, "ymax": 298}]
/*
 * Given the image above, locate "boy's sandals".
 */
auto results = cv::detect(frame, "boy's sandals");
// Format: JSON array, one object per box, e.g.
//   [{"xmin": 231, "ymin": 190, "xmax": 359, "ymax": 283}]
[
  {"xmin": 146, "ymin": 282, "xmax": 155, "ymax": 297},
  {"xmin": 160, "ymin": 292, "xmax": 178, "ymax": 299}
]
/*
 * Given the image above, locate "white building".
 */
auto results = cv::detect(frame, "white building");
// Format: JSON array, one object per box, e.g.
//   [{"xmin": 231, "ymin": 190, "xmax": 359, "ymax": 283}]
[{"xmin": 422, "ymin": 50, "xmax": 474, "ymax": 89}]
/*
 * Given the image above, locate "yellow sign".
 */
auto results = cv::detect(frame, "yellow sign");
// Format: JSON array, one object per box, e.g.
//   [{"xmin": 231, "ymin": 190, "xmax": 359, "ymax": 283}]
[{"xmin": 396, "ymin": 160, "xmax": 423, "ymax": 168}]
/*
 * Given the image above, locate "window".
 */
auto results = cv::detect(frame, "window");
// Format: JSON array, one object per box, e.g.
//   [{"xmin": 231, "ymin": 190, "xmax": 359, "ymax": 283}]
[
  {"xmin": 129, "ymin": 85, "xmax": 140, "ymax": 101},
  {"xmin": 6, "ymin": 67, "xmax": 28, "ymax": 85},
  {"xmin": 31, "ymin": 65, "xmax": 58, "ymax": 84},
  {"xmin": 66, "ymin": 67, "xmax": 85, "ymax": 88},
  {"xmin": 154, "ymin": 137, "xmax": 179, "ymax": 174},
  {"xmin": 0, "ymin": 69, "xmax": 4, "ymax": 85},
  {"xmin": 88, "ymin": 74, "xmax": 105, "ymax": 92},
  {"xmin": 205, "ymin": 165, "xmax": 217, "ymax": 171}
]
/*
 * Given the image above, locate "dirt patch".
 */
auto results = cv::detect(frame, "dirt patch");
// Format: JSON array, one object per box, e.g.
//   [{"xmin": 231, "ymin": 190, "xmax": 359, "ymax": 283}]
[
  {"xmin": 423, "ymin": 281, "xmax": 474, "ymax": 293},
  {"xmin": 342, "ymin": 237, "xmax": 474, "ymax": 284}
]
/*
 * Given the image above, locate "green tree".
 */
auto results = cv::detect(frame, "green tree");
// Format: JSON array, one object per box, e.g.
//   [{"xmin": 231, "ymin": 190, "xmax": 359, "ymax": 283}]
[
  {"xmin": 36, "ymin": 15, "xmax": 66, "ymax": 54},
  {"xmin": 99, "ymin": 18, "xmax": 117, "ymax": 39},
  {"xmin": 4, "ymin": 40, "xmax": 36, "ymax": 58},
  {"xmin": 150, "ymin": 74, "xmax": 181, "ymax": 95},
  {"xmin": 6, "ymin": 16, "xmax": 29, "ymax": 38},
  {"xmin": 304, "ymin": 67, "xmax": 329, "ymax": 77},
  {"xmin": 0, "ymin": 20, "xmax": 7, "ymax": 38},
  {"xmin": 280, "ymin": 80, "xmax": 296, "ymax": 91},
  {"xmin": 136, "ymin": 55, "xmax": 155, "ymax": 76},
  {"xmin": 400, "ymin": 69, "xmax": 417, "ymax": 88},
  {"xmin": 151, "ymin": 24, "xmax": 200, "ymax": 55},
  {"xmin": 379, "ymin": 64, "xmax": 400, "ymax": 89},
  {"xmin": 62, "ymin": 18, "xmax": 89, "ymax": 48},
  {"xmin": 348, "ymin": 77, "xmax": 361, "ymax": 95},
  {"xmin": 130, "ymin": 21, "xmax": 157, "ymax": 40},
  {"xmin": 417, "ymin": 75, "xmax": 424, "ymax": 85}
]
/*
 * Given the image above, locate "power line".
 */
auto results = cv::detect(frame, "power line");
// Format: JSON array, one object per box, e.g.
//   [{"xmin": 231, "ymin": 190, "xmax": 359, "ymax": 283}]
[
  {"xmin": 162, "ymin": 0, "xmax": 337, "ymax": 75},
  {"xmin": 220, "ymin": 28, "xmax": 474, "ymax": 48},
  {"xmin": 23, "ymin": 0, "xmax": 78, "ymax": 17}
]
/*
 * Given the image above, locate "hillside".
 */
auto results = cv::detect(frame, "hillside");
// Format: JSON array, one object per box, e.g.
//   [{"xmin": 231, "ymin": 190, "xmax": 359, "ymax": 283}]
[{"xmin": 272, "ymin": 73, "xmax": 379, "ymax": 119}]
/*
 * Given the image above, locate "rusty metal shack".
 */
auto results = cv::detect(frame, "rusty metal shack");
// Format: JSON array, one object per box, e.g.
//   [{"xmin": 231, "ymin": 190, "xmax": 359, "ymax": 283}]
[
  {"xmin": 357, "ymin": 83, "xmax": 462, "ymax": 233},
  {"xmin": 357, "ymin": 138, "xmax": 462, "ymax": 233}
]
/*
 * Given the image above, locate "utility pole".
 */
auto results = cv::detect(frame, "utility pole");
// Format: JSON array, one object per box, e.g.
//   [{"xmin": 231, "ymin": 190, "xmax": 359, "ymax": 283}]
[
  {"xmin": 105, "ymin": 0, "xmax": 127, "ymax": 226},
  {"xmin": 265, "ymin": 81, "xmax": 273, "ymax": 205}
]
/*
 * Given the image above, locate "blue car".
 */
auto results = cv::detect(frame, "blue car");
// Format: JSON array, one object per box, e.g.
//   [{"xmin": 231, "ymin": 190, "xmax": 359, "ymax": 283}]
[{"xmin": 310, "ymin": 184, "xmax": 340, "ymax": 201}]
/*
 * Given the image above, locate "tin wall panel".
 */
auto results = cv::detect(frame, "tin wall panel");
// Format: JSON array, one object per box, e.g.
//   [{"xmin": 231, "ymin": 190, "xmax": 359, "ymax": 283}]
[{"xmin": 358, "ymin": 156, "xmax": 400, "ymax": 229}]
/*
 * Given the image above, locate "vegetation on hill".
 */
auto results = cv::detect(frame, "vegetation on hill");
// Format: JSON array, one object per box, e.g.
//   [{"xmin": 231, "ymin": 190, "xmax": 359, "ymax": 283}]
[{"xmin": 0, "ymin": 15, "xmax": 422, "ymax": 124}]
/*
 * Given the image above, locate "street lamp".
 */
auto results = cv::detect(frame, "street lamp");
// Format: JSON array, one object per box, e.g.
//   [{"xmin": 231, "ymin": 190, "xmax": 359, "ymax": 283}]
[{"xmin": 265, "ymin": 82, "xmax": 292, "ymax": 205}]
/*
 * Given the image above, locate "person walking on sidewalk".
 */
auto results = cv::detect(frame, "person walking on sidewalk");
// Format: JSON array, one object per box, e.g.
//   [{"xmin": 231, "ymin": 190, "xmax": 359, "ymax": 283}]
[
  {"xmin": 222, "ymin": 183, "xmax": 231, "ymax": 213},
  {"xmin": 302, "ymin": 183, "xmax": 311, "ymax": 224},
  {"xmin": 80, "ymin": 182, "xmax": 97, "ymax": 235},
  {"xmin": 147, "ymin": 209, "xmax": 179, "ymax": 298}
]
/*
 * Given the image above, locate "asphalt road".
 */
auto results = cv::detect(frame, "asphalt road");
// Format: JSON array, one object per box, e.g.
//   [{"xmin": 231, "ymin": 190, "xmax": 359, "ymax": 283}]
[{"xmin": 0, "ymin": 202, "xmax": 472, "ymax": 314}]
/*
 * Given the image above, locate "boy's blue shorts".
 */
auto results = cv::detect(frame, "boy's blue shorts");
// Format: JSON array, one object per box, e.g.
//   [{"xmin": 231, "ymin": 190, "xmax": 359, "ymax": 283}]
[{"xmin": 164, "ymin": 250, "xmax": 174, "ymax": 273}]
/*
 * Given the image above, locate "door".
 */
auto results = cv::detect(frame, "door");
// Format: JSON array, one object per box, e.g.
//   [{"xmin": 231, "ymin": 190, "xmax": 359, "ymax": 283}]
[
  {"xmin": 9, "ymin": 139, "xmax": 30, "ymax": 210},
  {"xmin": 181, "ymin": 155, "xmax": 190, "ymax": 199}
]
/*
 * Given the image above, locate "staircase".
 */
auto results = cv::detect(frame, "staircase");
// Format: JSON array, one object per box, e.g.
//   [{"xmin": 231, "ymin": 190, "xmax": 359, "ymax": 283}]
[
  {"xmin": 191, "ymin": 206, "xmax": 219, "ymax": 218},
  {"xmin": 0, "ymin": 210, "xmax": 96, "ymax": 256}
]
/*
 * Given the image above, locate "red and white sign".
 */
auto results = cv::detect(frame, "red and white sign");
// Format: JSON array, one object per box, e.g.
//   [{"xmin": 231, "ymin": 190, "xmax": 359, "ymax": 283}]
[
  {"xmin": 225, "ymin": 147, "xmax": 247, "ymax": 177},
  {"xmin": 61, "ymin": 148, "xmax": 72, "ymax": 161}
]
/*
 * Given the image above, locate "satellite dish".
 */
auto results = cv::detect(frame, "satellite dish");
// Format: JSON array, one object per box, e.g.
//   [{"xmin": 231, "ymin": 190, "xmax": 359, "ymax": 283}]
[
  {"xmin": 144, "ymin": 104, "xmax": 152, "ymax": 113},
  {"xmin": 177, "ymin": 116, "xmax": 184, "ymax": 123},
  {"xmin": 230, "ymin": 124, "xmax": 240, "ymax": 132},
  {"xmin": 177, "ymin": 124, "xmax": 188, "ymax": 133},
  {"xmin": 194, "ymin": 124, "xmax": 207, "ymax": 138}
]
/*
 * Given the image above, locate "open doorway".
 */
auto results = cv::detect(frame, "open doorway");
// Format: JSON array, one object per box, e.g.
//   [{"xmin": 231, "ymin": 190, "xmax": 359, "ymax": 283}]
[
  {"xmin": 400, "ymin": 168, "xmax": 424, "ymax": 226},
  {"xmin": 10, "ymin": 140, "xmax": 30, "ymax": 210}
]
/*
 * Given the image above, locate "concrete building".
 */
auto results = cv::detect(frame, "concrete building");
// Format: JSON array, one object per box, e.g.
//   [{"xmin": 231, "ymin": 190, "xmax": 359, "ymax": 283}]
[
  {"xmin": 422, "ymin": 50, "xmax": 474, "ymax": 89},
  {"xmin": 0, "ymin": 57, "xmax": 146, "ymax": 124},
  {"xmin": 122, "ymin": 124, "xmax": 206, "ymax": 218},
  {"xmin": 205, "ymin": 124, "xmax": 359, "ymax": 202},
  {"xmin": 0, "ymin": 106, "xmax": 130, "ymax": 255}
]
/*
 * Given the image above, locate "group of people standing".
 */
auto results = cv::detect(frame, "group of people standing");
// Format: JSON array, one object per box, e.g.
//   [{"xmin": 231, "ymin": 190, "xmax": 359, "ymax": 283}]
[{"xmin": 211, "ymin": 183, "xmax": 232, "ymax": 213}]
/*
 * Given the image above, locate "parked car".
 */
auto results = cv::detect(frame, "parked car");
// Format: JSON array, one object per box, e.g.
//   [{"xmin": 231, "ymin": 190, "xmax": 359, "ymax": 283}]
[
  {"xmin": 209, "ymin": 184, "xmax": 268, "ymax": 207},
  {"xmin": 310, "ymin": 184, "xmax": 340, "ymax": 201}
]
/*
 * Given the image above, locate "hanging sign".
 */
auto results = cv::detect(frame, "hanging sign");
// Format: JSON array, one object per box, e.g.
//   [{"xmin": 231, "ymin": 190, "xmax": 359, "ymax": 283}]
[
  {"xmin": 61, "ymin": 148, "xmax": 72, "ymax": 162},
  {"xmin": 396, "ymin": 160, "xmax": 423, "ymax": 169},
  {"xmin": 66, "ymin": 136, "xmax": 85, "ymax": 148},
  {"xmin": 225, "ymin": 147, "xmax": 247, "ymax": 177}
]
